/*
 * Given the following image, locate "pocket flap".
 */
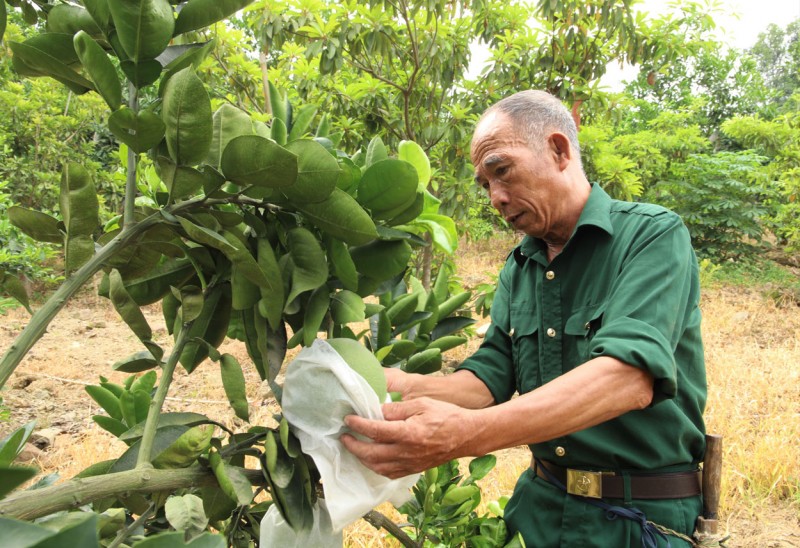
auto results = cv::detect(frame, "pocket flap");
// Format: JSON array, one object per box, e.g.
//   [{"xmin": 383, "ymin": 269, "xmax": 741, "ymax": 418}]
[{"xmin": 564, "ymin": 302, "xmax": 606, "ymax": 335}]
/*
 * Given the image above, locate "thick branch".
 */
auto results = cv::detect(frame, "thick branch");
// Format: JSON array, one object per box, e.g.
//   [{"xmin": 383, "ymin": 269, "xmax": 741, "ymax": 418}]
[{"xmin": 0, "ymin": 467, "xmax": 263, "ymax": 521}]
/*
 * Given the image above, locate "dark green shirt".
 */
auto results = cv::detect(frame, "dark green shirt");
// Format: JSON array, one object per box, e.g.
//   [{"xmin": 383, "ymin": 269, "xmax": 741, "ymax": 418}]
[{"xmin": 460, "ymin": 183, "xmax": 707, "ymax": 471}]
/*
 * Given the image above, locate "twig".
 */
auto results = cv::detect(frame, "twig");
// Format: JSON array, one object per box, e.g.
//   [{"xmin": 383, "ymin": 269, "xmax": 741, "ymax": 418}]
[
  {"xmin": 362, "ymin": 510, "xmax": 419, "ymax": 548},
  {"xmin": 108, "ymin": 502, "xmax": 156, "ymax": 548}
]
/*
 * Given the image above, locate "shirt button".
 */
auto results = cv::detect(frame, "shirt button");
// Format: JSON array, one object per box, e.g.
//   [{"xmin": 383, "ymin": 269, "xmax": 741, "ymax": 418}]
[
  {"xmin": 555, "ymin": 446, "xmax": 566, "ymax": 457},
  {"xmin": 545, "ymin": 270, "xmax": 555, "ymax": 280},
  {"xmin": 509, "ymin": 328, "xmax": 515, "ymax": 337},
  {"xmin": 547, "ymin": 328, "xmax": 556, "ymax": 338},
  {"xmin": 584, "ymin": 322, "xmax": 591, "ymax": 330}
]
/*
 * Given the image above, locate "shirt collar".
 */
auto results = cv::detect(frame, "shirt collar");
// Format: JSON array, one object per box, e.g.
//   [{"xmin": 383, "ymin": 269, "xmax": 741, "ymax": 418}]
[{"xmin": 514, "ymin": 183, "xmax": 614, "ymax": 265}]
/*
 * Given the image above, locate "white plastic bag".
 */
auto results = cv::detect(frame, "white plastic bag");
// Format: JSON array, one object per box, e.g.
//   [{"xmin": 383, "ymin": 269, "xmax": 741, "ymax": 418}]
[
  {"xmin": 281, "ymin": 339, "xmax": 419, "ymax": 532},
  {"xmin": 260, "ymin": 500, "xmax": 341, "ymax": 548}
]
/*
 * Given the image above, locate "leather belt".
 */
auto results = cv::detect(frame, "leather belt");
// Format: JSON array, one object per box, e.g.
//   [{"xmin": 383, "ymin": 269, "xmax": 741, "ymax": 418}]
[{"xmin": 533, "ymin": 458, "xmax": 701, "ymax": 500}]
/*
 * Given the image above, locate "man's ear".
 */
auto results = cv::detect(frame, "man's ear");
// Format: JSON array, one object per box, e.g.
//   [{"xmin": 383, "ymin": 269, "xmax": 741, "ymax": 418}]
[{"xmin": 548, "ymin": 133, "xmax": 572, "ymax": 171}]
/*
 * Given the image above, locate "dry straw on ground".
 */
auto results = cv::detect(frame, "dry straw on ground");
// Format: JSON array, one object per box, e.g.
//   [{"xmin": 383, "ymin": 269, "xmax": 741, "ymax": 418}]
[{"xmin": 1, "ymin": 234, "xmax": 798, "ymax": 546}]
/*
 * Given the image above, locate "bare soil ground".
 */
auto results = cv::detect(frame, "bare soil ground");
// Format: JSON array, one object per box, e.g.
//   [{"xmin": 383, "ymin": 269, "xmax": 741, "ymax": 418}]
[{"xmin": 1, "ymin": 237, "xmax": 799, "ymax": 546}]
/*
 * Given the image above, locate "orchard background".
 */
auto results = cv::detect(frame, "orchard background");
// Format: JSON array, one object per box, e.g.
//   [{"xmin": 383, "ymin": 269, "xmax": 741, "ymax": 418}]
[{"xmin": 1, "ymin": 0, "xmax": 799, "ymax": 546}]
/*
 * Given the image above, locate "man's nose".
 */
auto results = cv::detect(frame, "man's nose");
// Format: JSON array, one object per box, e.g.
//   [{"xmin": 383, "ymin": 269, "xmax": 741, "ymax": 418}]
[{"xmin": 489, "ymin": 183, "xmax": 508, "ymax": 210}]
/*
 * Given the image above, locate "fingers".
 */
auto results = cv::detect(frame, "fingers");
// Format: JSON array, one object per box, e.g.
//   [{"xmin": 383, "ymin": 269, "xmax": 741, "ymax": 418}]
[
  {"xmin": 384, "ymin": 367, "xmax": 408, "ymax": 394},
  {"xmin": 345, "ymin": 413, "xmax": 404, "ymax": 443},
  {"xmin": 340, "ymin": 432, "xmax": 414, "ymax": 478}
]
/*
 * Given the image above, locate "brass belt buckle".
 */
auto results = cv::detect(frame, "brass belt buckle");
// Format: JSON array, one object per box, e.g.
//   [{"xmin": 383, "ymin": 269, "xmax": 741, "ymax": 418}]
[{"xmin": 566, "ymin": 468, "xmax": 602, "ymax": 499}]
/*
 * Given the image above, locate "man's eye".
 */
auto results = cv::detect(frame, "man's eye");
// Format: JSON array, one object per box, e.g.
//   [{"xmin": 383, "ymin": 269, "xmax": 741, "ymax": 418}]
[{"xmin": 495, "ymin": 166, "xmax": 508, "ymax": 176}]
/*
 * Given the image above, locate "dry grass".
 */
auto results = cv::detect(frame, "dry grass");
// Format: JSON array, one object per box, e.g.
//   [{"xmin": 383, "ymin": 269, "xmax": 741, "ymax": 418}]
[{"xmin": 2, "ymin": 233, "xmax": 799, "ymax": 546}]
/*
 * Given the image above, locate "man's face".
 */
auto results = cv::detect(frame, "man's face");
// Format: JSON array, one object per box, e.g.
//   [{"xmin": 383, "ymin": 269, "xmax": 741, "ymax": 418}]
[{"xmin": 471, "ymin": 112, "xmax": 568, "ymax": 240}]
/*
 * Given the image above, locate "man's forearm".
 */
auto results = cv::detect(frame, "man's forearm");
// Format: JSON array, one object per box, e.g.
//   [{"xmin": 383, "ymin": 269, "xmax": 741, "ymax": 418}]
[
  {"xmin": 464, "ymin": 356, "xmax": 654, "ymax": 456},
  {"xmin": 403, "ymin": 369, "xmax": 495, "ymax": 409}
]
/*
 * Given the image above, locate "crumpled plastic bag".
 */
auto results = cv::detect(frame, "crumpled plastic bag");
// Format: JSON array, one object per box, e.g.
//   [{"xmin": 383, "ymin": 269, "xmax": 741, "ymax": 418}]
[
  {"xmin": 261, "ymin": 500, "xmax": 341, "ymax": 548},
  {"xmin": 280, "ymin": 339, "xmax": 420, "ymax": 532}
]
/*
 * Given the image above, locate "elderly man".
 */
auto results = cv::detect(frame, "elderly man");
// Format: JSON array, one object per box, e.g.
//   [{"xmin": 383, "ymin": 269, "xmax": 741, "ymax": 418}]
[{"xmin": 342, "ymin": 90, "xmax": 707, "ymax": 547}]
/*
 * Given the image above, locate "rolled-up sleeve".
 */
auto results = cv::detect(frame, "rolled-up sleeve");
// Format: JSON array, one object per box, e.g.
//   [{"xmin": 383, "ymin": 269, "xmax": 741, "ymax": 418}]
[
  {"xmin": 457, "ymin": 266, "xmax": 516, "ymax": 404},
  {"xmin": 588, "ymin": 213, "xmax": 698, "ymax": 404}
]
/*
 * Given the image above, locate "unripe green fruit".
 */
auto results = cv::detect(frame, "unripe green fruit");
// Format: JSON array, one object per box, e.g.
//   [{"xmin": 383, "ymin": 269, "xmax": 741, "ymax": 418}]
[{"xmin": 327, "ymin": 338, "xmax": 387, "ymax": 403}]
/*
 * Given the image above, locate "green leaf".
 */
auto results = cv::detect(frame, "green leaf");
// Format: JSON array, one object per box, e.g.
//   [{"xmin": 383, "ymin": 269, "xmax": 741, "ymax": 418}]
[
  {"xmin": 74, "ymin": 31, "xmax": 122, "ymax": 111},
  {"xmin": 83, "ymin": 0, "xmax": 112, "ymax": 31},
  {"xmin": 386, "ymin": 190, "xmax": 424, "ymax": 226},
  {"xmin": 284, "ymin": 228, "xmax": 328, "ymax": 305},
  {"xmin": 174, "ymin": 0, "xmax": 255, "ymax": 35},
  {"xmin": 9, "ymin": 37, "xmax": 94, "ymax": 94},
  {"xmin": 60, "ymin": 163, "xmax": 98, "ymax": 236},
  {"xmin": 404, "ymin": 348, "xmax": 442, "ymax": 375},
  {"xmin": 119, "ymin": 389, "xmax": 151, "ymax": 428},
  {"xmin": 295, "ymin": 188, "xmax": 378, "ymax": 246},
  {"xmin": 0, "ymin": 467, "xmax": 38, "ymax": 499},
  {"xmin": 162, "ymin": 67, "xmax": 212, "ymax": 166},
  {"xmin": 120, "ymin": 412, "xmax": 211, "ymax": 442},
  {"xmin": 207, "ymin": 104, "xmax": 254, "ymax": 169},
  {"xmin": 152, "ymin": 424, "xmax": 214, "ymax": 469},
  {"xmin": 413, "ymin": 214, "xmax": 458, "ymax": 254},
  {"xmin": 220, "ymin": 354, "xmax": 249, "ymax": 421},
  {"xmin": 0, "ymin": 517, "xmax": 52, "ymax": 546},
  {"xmin": 0, "ymin": 271, "xmax": 32, "ymax": 313},
  {"xmin": 282, "ymin": 139, "xmax": 340, "ymax": 204},
  {"xmin": 60, "ymin": 163, "xmax": 98, "ymax": 273},
  {"xmin": 431, "ymin": 316, "xmax": 475, "ymax": 340},
  {"xmin": 120, "ymin": 59, "xmax": 163, "ymax": 89},
  {"xmin": 209, "ymin": 451, "xmax": 254, "ymax": 506},
  {"xmin": 93, "ymin": 415, "xmax": 129, "ymax": 437},
  {"xmin": 85, "ymin": 385, "xmax": 123, "ymax": 421},
  {"xmin": 132, "ymin": 532, "xmax": 226, "ymax": 547},
  {"xmin": 220, "ymin": 135, "xmax": 298, "ymax": 188},
  {"xmin": 256, "ymin": 239, "xmax": 285, "ymax": 330},
  {"xmin": 109, "ymin": 107, "xmax": 165, "ymax": 154},
  {"xmin": 7, "ymin": 206, "xmax": 61, "ymax": 243},
  {"xmin": 107, "ymin": 0, "xmax": 174, "ymax": 61},
  {"xmin": 47, "ymin": 5, "xmax": 102, "ymax": 37},
  {"xmin": 330, "ymin": 290, "xmax": 365, "ymax": 324},
  {"xmin": 467, "ymin": 454, "xmax": 496, "ymax": 483},
  {"xmin": 268, "ymin": 81, "xmax": 287, "ymax": 127},
  {"xmin": 302, "ymin": 285, "xmax": 330, "ymax": 347},
  {"xmin": 165, "ymin": 494, "xmax": 209, "ymax": 539},
  {"xmin": 158, "ymin": 160, "xmax": 206, "ymax": 201},
  {"xmin": 121, "ymin": 258, "xmax": 195, "ymax": 306},
  {"xmin": 365, "ymin": 136, "xmax": 388, "ymax": 167},
  {"xmin": 426, "ymin": 335, "xmax": 467, "ymax": 353},
  {"xmin": 287, "ymin": 104, "xmax": 318, "ymax": 142},
  {"xmin": 112, "ymin": 351, "xmax": 160, "ymax": 373},
  {"xmin": 28, "ymin": 512, "xmax": 99, "ymax": 548},
  {"xmin": 158, "ymin": 40, "xmax": 216, "ymax": 94},
  {"xmin": 1, "ymin": 1, "xmax": 6, "ymax": 45},
  {"xmin": 271, "ymin": 117, "xmax": 287, "ymax": 146},
  {"xmin": 350, "ymin": 239, "xmax": 412, "ymax": 281},
  {"xmin": 398, "ymin": 140, "xmax": 431, "ymax": 188},
  {"xmin": 178, "ymin": 283, "xmax": 232, "ymax": 373},
  {"xmin": 325, "ymin": 237, "xmax": 358, "ymax": 292},
  {"xmin": 357, "ymin": 159, "xmax": 418, "ymax": 219},
  {"xmin": 0, "ymin": 421, "xmax": 36, "ymax": 467},
  {"xmin": 109, "ymin": 270, "xmax": 153, "ymax": 343}
]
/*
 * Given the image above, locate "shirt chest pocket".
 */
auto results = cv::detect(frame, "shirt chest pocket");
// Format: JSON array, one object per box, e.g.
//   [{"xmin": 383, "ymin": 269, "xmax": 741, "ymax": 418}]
[
  {"xmin": 564, "ymin": 302, "xmax": 606, "ymax": 365},
  {"xmin": 509, "ymin": 307, "xmax": 540, "ymax": 393}
]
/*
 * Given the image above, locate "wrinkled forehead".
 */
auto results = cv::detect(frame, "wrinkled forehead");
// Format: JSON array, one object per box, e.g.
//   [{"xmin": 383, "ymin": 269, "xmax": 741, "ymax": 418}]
[{"xmin": 470, "ymin": 111, "xmax": 527, "ymax": 161}]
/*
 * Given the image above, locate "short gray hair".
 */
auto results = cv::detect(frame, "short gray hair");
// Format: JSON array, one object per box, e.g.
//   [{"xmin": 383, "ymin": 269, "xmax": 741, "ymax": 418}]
[{"xmin": 482, "ymin": 90, "xmax": 581, "ymax": 158}]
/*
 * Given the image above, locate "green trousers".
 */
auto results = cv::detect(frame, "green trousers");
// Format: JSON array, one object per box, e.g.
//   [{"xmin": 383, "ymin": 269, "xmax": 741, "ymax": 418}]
[{"xmin": 504, "ymin": 469, "xmax": 703, "ymax": 547}]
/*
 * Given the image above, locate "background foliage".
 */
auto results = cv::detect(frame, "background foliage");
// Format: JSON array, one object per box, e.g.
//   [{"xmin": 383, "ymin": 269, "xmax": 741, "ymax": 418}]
[{"xmin": 1, "ymin": 0, "xmax": 800, "ymax": 545}]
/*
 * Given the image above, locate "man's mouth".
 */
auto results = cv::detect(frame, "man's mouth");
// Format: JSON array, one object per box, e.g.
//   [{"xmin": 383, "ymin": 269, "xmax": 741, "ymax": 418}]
[{"xmin": 505, "ymin": 212, "xmax": 522, "ymax": 224}]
